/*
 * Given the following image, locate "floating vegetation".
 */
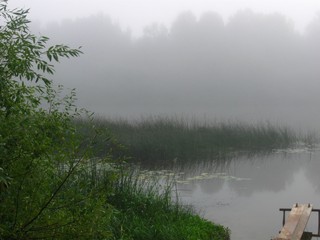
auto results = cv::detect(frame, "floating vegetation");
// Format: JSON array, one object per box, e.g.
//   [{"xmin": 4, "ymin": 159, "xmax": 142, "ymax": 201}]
[
  {"xmin": 273, "ymin": 146, "xmax": 320, "ymax": 154},
  {"xmin": 185, "ymin": 173, "xmax": 251, "ymax": 182},
  {"xmin": 137, "ymin": 169, "xmax": 251, "ymax": 185}
]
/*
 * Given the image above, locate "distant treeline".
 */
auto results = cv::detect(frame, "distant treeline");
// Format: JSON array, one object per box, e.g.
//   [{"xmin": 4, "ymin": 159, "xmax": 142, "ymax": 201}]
[{"xmin": 39, "ymin": 10, "xmax": 320, "ymax": 128}]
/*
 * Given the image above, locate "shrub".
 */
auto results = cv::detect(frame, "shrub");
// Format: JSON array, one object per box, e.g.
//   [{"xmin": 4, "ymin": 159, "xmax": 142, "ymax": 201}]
[{"xmin": 0, "ymin": 3, "xmax": 115, "ymax": 239}]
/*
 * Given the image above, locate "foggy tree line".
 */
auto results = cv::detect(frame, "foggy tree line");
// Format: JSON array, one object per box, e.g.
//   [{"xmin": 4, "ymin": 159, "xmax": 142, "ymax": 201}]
[{"xmin": 35, "ymin": 10, "xmax": 320, "ymax": 129}]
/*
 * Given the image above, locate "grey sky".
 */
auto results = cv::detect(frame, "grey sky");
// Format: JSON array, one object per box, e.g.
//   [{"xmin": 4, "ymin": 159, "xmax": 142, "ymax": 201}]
[
  {"xmin": 6, "ymin": 0, "xmax": 320, "ymax": 129},
  {"xmin": 9, "ymin": 0, "xmax": 320, "ymax": 36}
]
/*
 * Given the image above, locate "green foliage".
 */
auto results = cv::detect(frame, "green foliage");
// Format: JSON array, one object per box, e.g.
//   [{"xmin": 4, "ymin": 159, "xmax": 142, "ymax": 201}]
[
  {"xmin": 108, "ymin": 170, "xmax": 230, "ymax": 240},
  {"xmin": 0, "ymin": 3, "xmax": 232, "ymax": 239},
  {"xmin": 0, "ymin": 3, "xmax": 116, "ymax": 239}
]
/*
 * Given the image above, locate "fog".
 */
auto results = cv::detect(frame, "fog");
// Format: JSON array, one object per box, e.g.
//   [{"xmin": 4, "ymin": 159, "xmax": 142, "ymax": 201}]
[{"xmin": 34, "ymin": 10, "xmax": 320, "ymax": 130}]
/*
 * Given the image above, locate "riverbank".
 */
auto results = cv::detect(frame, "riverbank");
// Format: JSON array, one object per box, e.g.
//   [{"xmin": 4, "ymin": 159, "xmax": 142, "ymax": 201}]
[{"xmin": 109, "ymin": 168, "xmax": 230, "ymax": 239}]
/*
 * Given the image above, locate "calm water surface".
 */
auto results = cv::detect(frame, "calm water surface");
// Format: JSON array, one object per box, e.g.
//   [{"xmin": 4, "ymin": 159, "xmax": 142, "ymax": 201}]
[{"xmin": 169, "ymin": 148, "xmax": 320, "ymax": 240}]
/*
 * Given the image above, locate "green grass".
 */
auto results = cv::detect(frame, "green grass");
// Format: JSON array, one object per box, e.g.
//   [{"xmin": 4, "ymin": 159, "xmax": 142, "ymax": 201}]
[
  {"xmin": 74, "ymin": 116, "xmax": 306, "ymax": 167},
  {"xmin": 71, "ymin": 117, "xmax": 232, "ymax": 239},
  {"xmin": 108, "ymin": 169, "xmax": 230, "ymax": 240}
]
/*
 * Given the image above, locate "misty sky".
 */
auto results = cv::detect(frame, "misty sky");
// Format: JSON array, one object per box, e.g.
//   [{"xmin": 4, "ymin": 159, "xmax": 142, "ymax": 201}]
[
  {"xmin": 9, "ymin": 0, "xmax": 320, "ymax": 36},
  {"xmin": 6, "ymin": 1, "xmax": 320, "ymax": 130}
]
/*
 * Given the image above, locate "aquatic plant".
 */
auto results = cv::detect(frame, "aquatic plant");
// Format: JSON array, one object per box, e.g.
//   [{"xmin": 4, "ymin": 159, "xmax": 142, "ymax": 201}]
[{"xmin": 75, "ymin": 116, "xmax": 306, "ymax": 167}]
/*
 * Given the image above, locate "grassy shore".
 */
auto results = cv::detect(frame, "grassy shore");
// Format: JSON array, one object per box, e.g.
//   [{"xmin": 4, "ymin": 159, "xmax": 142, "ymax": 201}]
[
  {"xmin": 108, "ymin": 168, "xmax": 230, "ymax": 240},
  {"xmin": 74, "ymin": 116, "xmax": 310, "ymax": 167}
]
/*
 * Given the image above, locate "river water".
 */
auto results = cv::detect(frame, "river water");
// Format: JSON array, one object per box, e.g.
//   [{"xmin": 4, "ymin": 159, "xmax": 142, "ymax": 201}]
[{"xmin": 166, "ymin": 148, "xmax": 320, "ymax": 240}]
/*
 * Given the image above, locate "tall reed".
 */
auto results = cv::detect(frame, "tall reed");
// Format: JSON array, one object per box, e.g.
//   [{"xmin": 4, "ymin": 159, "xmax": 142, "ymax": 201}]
[{"xmin": 74, "ymin": 116, "xmax": 303, "ymax": 167}]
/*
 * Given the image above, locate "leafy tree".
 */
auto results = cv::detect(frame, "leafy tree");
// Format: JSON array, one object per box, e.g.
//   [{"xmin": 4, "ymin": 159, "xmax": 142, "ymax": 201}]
[
  {"xmin": 0, "ymin": 3, "xmax": 231, "ymax": 240},
  {"xmin": 0, "ymin": 2, "xmax": 115, "ymax": 239}
]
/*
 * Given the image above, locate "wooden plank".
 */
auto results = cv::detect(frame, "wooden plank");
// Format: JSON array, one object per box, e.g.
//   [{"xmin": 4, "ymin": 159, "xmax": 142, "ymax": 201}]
[
  {"xmin": 277, "ymin": 204, "xmax": 306, "ymax": 239},
  {"xmin": 291, "ymin": 204, "xmax": 313, "ymax": 240},
  {"xmin": 274, "ymin": 204, "xmax": 313, "ymax": 240}
]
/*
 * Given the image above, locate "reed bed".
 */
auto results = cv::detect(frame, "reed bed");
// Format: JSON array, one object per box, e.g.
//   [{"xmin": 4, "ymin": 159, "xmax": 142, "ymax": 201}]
[{"xmin": 74, "ymin": 116, "xmax": 305, "ymax": 167}]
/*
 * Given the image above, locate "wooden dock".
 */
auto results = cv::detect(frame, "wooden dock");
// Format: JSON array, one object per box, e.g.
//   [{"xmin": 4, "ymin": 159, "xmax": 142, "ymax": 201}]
[{"xmin": 273, "ymin": 203, "xmax": 320, "ymax": 240}]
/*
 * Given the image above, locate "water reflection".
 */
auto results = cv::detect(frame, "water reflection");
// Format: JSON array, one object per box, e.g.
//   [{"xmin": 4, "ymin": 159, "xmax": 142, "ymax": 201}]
[
  {"xmin": 305, "ymin": 152, "xmax": 320, "ymax": 193},
  {"xmin": 171, "ymin": 149, "xmax": 320, "ymax": 240}
]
